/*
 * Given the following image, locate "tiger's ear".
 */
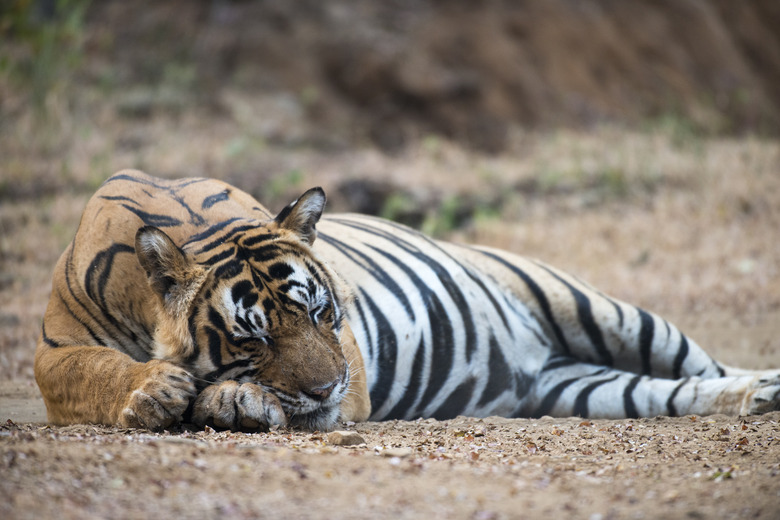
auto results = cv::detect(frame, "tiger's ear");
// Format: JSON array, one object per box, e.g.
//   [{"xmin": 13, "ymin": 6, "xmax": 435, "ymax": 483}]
[
  {"xmin": 273, "ymin": 187, "xmax": 326, "ymax": 245},
  {"xmin": 135, "ymin": 226, "xmax": 207, "ymax": 315}
]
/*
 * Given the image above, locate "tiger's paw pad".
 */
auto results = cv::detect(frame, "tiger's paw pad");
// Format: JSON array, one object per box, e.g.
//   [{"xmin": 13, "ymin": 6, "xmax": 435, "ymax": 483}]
[
  {"xmin": 745, "ymin": 375, "xmax": 780, "ymax": 415},
  {"xmin": 120, "ymin": 364, "xmax": 196, "ymax": 430},
  {"xmin": 192, "ymin": 381, "xmax": 287, "ymax": 431}
]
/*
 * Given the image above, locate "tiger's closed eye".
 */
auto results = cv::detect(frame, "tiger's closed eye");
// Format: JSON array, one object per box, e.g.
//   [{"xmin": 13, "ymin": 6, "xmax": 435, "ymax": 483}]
[{"xmin": 309, "ymin": 299, "xmax": 333, "ymax": 325}]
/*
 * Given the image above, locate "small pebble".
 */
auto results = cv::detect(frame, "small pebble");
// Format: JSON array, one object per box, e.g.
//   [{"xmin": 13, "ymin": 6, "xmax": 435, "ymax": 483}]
[
  {"xmin": 327, "ymin": 430, "xmax": 366, "ymax": 446},
  {"xmin": 382, "ymin": 447, "xmax": 413, "ymax": 458}
]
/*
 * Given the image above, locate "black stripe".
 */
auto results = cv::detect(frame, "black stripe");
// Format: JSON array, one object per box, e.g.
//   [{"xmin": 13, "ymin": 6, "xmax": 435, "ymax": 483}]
[
  {"xmin": 477, "ymin": 335, "xmax": 512, "ymax": 406},
  {"xmin": 358, "ymin": 289, "xmax": 397, "ymax": 414},
  {"xmin": 202, "ymin": 247, "xmax": 236, "ymax": 267},
  {"xmin": 208, "ymin": 305, "xmax": 228, "ymax": 334},
  {"xmin": 175, "ymin": 178, "xmax": 210, "ymax": 189},
  {"xmin": 638, "ymin": 309, "xmax": 655, "ymax": 375},
  {"xmin": 104, "ymin": 173, "xmax": 208, "ymax": 190},
  {"xmin": 338, "ymin": 220, "xmax": 511, "ymax": 336},
  {"xmin": 350, "ymin": 294, "xmax": 374, "ymax": 361},
  {"xmin": 542, "ymin": 355, "xmax": 579, "ymax": 372},
  {"xmin": 213, "ymin": 260, "xmax": 243, "ymax": 280},
  {"xmin": 56, "ymin": 287, "xmax": 102, "ymax": 346},
  {"xmin": 196, "ymin": 223, "xmax": 259, "ymax": 254},
  {"xmin": 430, "ymin": 378, "xmax": 477, "ymax": 420},
  {"xmin": 184, "ymin": 313, "xmax": 200, "ymax": 364},
  {"xmin": 241, "ymin": 233, "xmax": 278, "ymax": 248},
  {"xmin": 665, "ymin": 378, "xmax": 688, "ymax": 416},
  {"xmin": 205, "ymin": 325, "xmax": 223, "ymax": 369},
  {"xmin": 383, "ymin": 338, "xmax": 427, "ymax": 420},
  {"xmin": 83, "ymin": 243, "xmax": 140, "ymax": 342},
  {"xmin": 99, "ymin": 195, "xmax": 137, "ymax": 203},
  {"xmin": 574, "ymin": 374, "xmax": 620, "ymax": 417},
  {"xmin": 202, "ymin": 189, "xmax": 230, "ymax": 209},
  {"xmin": 185, "ymin": 218, "xmax": 243, "ymax": 249},
  {"xmin": 203, "ymin": 358, "xmax": 253, "ymax": 382},
  {"xmin": 465, "ymin": 268, "xmax": 512, "ymax": 334},
  {"xmin": 672, "ymin": 334, "xmax": 689, "ymax": 379},
  {"xmin": 479, "ymin": 251, "xmax": 573, "ymax": 356},
  {"xmin": 320, "ymin": 234, "xmax": 415, "ymax": 321},
  {"xmin": 414, "ymin": 293, "xmax": 455, "ymax": 417},
  {"xmin": 231, "ymin": 280, "xmax": 254, "ymax": 306},
  {"xmin": 40, "ymin": 323, "xmax": 61, "ymax": 348},
  {"xmin": 171, "ymin": 192, "xmax": 205, "ymax": 226},
  {"xmin": 363, "ymin": 244, "xmax": 434, "ymax": 317},
  {"xmin": 623, "ymin": 375, "xmax": 642, "ymax": 418},
  {"xmin": 611, "ymin": 299, "xmax": 624, "ymax": 329},
  {"xmin": 268, "ymin": 262, "xmax": 294, "ymax": 281},
  {"xmin": 515, "ymin": 372, "xmax": 532, "ymax": 400},
  {"xmin": 120, "ymin": 204, "xmax": 183, "ymax": 228},
  {"xmin": 62, "ymin": 248, "xmax": 110, "ymax": 345},
  {"xmin": 104, "ymin": 173, "xmax": 171, "ymax": 188},
  {"xmin": 252, "ymin": 206, "xmax": 272, "ymax": 218},
  {"xmin": 84, "ymin": 244, "xmax": 135, "ymax": 309},
  {"xmin": 532, "ymin": 376, "xmax": 582, "ymax": 418},
  {"xmin": 331, "ymin": 219, "xmax": 477, "ymax": 361},
  {"xmin": 410, "ymin": 252, "xmax": 478, "ymax": 363},
  {"xmin": 538, "ymin": 265, "xmax": 613, "ymax": 366},
  {"xmin": 248, "ymin": 244, "xmax": 284, "ymax": 263}
]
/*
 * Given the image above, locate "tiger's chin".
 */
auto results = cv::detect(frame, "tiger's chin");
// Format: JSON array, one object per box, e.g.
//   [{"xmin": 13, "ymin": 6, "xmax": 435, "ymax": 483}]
[{"xmin": 287, "ymin": 404, "xmax": 341, "ymax": 431}]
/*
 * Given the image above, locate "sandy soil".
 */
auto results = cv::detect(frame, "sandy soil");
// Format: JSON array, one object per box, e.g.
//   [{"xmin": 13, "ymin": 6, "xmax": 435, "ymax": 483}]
[{"xmin": 2, "ymin": 383, "xmax": 779, "ymax": 520}]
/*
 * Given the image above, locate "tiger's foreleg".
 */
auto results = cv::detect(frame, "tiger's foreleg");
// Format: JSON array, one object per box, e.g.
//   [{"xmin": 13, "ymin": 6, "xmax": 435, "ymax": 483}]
[
  {"xmin": 34, "ymin": 342, "xmax": 196, "ymax": 429},
  {"xmin": 522, "ymin": 356, "xmax": 780, "ymax": 418}
]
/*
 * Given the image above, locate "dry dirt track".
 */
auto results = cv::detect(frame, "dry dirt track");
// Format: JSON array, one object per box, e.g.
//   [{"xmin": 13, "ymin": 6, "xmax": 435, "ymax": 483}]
[{"xmin": 2, "ymin": 380, "xmax": 780, "ymax": 520}]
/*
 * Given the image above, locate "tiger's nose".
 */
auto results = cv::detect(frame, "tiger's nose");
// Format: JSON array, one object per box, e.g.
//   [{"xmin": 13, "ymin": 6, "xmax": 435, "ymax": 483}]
[{"xmin": 306, "ymin": 378, "xmax": 341, "ymax": 400}]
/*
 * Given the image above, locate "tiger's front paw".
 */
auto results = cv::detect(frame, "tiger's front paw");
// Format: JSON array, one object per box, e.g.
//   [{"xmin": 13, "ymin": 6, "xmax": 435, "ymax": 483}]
[
  {"xmin": 192, "ymin": 381, "xmax": 287, "ymax": 431},
  {"xmin": 120, "ymin": 361, "xmax": 196, "ymax": 430}
]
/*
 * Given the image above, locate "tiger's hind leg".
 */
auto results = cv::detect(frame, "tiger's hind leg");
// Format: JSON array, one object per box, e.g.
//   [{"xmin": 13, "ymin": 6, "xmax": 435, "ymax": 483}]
[
  {"xmin": 520, "ymin": 355, "xmax": 780, "ymax": 419},
  {"xmin": 473, "ymin": 248, "xmax": 748, "ymax": 381}
]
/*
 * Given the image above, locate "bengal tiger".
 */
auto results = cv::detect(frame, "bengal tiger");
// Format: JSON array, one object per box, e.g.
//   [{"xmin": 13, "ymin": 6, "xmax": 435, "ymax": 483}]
[{"xmin": 34, "ymin": 170, "xmax": 780, "ymax": 431}]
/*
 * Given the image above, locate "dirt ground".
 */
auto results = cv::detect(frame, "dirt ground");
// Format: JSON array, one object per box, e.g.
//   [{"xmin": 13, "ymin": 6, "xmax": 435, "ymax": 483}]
[
  {"xmin": 2, "ymin": 385, "xmax": 779, "ymax": 520},
  {"xmin": 3, "ymin": 2, "xmax": 780, "ymax": 518}
]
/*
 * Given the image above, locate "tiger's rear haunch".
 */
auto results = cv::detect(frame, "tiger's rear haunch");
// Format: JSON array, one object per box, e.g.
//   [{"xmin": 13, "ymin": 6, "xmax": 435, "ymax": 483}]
[{"xmin": 35, "ymin": 170, "xmax": 780, "ymax": 431}]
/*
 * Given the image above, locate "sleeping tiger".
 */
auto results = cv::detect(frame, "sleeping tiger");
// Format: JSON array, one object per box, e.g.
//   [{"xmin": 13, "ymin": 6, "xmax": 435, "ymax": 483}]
[{"xmin": 34, "ymin": 170, "xmax": 780, "ymax": 431}]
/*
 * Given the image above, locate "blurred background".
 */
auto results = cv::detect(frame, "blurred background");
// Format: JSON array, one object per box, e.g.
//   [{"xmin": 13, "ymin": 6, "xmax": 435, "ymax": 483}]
[{"xmin": 1, "ymin": 0, "xmax": 779, "ymax": 381}]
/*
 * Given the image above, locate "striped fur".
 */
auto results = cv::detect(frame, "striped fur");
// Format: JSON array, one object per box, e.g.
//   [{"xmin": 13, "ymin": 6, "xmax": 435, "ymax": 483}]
[
  {"xmin": 34, "ymin": 171, "xmax": 780, "ymax": 432},
  {"xmin": 315, "ymin": 215, "xmax": 780, "ymax": 420}
]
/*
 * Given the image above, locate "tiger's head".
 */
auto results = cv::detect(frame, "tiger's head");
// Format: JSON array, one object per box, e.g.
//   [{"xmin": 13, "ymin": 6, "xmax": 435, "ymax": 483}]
[{"xmin": 133, "ymin": 188, "xmax": 360, "ymax": 430}]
